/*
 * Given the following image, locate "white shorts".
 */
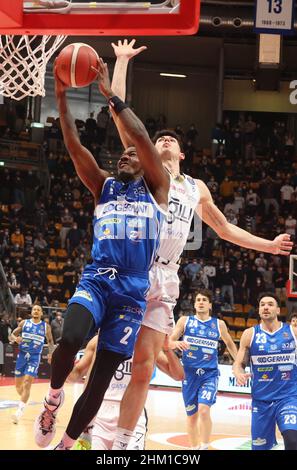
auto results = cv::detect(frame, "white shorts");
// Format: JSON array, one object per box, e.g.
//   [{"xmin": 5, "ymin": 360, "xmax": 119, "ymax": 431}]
[
  {"xmin": 142, "ymin": 263, "xmax": 179, "ymax": 335},
  {"xmin": 92, "ymin": 401, "xmax": 147, "ymax": 450}
]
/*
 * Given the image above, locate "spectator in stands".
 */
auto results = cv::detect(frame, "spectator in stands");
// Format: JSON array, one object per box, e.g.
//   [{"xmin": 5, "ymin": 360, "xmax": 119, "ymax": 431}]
[
  {"xmin": 273, "ymin": 267, "xmax": 287, "ymax": 303},
  {"xmin": 96, "ymin": 106, "xmax": 109, "ymax": 144},
  {"xmin": 220, "ymin": 261, "xmax": 235, "ymax": 309},
  {"xmin": 59, "ymin": 208, "xmax": 73, "ymax": 249},
  {"xmin": 34, "ymin": 232, "xmax": 48, "ymax": 254},
  {"xmin": 11, "ymin": 227, "xmax": 24, "ymax": 248},
  {"xmin": 14, "ymin": 288, "xmax": 32, "ymax": 308},
  {"xmin": 183, "ymin": 258, "xmax": 201, "ymax": 283},
  {"xmin": 66, "ymin": 222, "xmax": 82, "ymax": 256},
  {"xmin": 61, "ymin": 259, "xmax": 76, "ymax": 299},
  {"xmin": 285, "ymin": 215, "xmax": 297, "ymax": 238},
  {"xmin": 7, "ymin": 272, "xmax": 21, "ymax": 296},
  {"xmin": 233, "ymin": 260, "xmax": 247, "ymax": 305}
]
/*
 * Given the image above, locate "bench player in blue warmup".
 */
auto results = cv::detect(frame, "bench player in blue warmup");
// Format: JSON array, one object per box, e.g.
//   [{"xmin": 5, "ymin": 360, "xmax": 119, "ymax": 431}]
[
  {"xmin": 10, "ymin": 304, "xmax": 54, "ymax": 424},
  {"xmin": 34, "ymin": 58, "xmax": 169, "ymax": 448},
  {"xmin": 233, "ymin": 292, "xmax": 297, "ymax": 450}
]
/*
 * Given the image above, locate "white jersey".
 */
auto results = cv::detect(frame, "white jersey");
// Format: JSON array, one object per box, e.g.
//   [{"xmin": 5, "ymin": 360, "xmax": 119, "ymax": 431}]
[
  {"xmin": 157, "ymin": 174, "xmax": 200, "ymax": 265},
  {"xmin": 104, "ymin": 358, "xmax": 132, "ymax": 402}
]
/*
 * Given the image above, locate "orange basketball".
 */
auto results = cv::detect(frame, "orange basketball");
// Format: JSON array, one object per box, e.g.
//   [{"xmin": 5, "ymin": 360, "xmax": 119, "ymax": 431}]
[{"xmin": 55, "ymin": 43, "xmax": 99, "ymax": 88}]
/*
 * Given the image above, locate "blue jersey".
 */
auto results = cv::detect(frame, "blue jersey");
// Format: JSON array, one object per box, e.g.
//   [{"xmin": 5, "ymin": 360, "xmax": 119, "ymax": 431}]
[
  {"xmin": 19, "ymin": 319, "xmax": 46, "ymax": 356},
  {"xmin": 250, "ymin": 323, "xmax": 297, "ymax": 401},
  {"xmin": 182, "ymin": 316, "xmax": 221, "ymax": 374},
  {"xmin": 91, "ymin": 177, "xmax": 165, "ymax": 272}
]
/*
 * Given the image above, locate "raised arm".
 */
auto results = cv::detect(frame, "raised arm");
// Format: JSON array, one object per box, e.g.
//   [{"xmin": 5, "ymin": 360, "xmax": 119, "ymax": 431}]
[
  {"xmin": 219, "ymin": 320, "xmax": 237, "ymax": 361},
  {"xmin": 111, "ymin": 39, "xmax": 147, "ymax": 149},
  {"xmin": 54, "ymin": 68, "xmax": 109, "ymax": 201},
  {"xmin": 232, "ymin": 328, "xmax": 253, "ymax": 386},
  {"xmin": 97, "ymin": 58, "xmax": 169, "ymax": 207},
  {"xmin": 197, "ymin": 180, "xmax": 293, "ymax": 256}
]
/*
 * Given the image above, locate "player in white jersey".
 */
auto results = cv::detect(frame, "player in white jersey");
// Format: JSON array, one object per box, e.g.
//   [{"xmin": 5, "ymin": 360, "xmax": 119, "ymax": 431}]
[
  {"xmin": 67, "ymin": 334, "xmax": 184, "ymax": 450},
  {"xmin": 109, "ymin": 40, "xmax": 293, "ymax": 450}
]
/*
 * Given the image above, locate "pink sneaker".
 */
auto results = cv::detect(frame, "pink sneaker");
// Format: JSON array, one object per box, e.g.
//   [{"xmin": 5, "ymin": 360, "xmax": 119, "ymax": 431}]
[{"xmin": 34, "ymin": 390, "xmax": 65, "ymax": 448}]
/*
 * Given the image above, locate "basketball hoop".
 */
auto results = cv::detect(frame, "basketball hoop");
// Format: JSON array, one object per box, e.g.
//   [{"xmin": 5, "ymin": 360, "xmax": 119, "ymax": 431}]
[{"xmin": 0, "ymin": 35, "xmax": 66, "ymax": 101}]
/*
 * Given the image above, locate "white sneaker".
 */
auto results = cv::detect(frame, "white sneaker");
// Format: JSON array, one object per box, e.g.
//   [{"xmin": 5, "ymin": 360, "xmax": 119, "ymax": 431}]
[
  {"xmin": 11, "ymin": 409, "xmax": 23, "ymax": 424},
  {"xmin": 34, "ymin": 390, "xmax": 65, "ymax": 448}
]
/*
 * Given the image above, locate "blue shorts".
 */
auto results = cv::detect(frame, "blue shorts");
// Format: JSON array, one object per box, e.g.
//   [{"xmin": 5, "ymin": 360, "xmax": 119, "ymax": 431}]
[
  {"xmin": 182, "ymin": 369, "xmax": 218, "ymax": 416},
  {"xmin": 252, "ymin": 396, "xmax": 297, "ymax": 450},
  {"xmin": 15, "ymin": 351, "xmax": 41, "ymax": 378},
  {"xmin": 68, "ymin": 262, "xmax": 149, "ymax": 359}
]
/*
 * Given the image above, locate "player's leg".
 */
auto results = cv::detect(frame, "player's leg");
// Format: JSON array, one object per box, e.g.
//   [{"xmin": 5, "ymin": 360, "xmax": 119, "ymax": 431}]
[
  {"xmin": 276, "ymin": 397, "xmax": 297, "ymax": 450},
  {"xmin": 112, "ymin": 266, "xmax": 176, "ymax": 450},
  {"xmin": 15, "ymin": 376, "xmax": 24, "ymax": 397},
  {"xmin": 112, "ymin": 326, "xmax": 165, "ymax": 450},
  {"xmin": 196, "ymin": 376, "xmax": 218, "ymax": 449},
  {"xmin": 35, "ymin": 303, "xmax": 95, "ymax": 447},
  {"xmin": 12, "ymin": 354, "xmax": 26, "ymax": 423},
  {"xmin": 55, "ymin": 349, "xmax": 125, "ymax": 450},
  {"xmin": 186, "ymin": 412, "xmax": 199, "ymax": 449},
  {"xmin": 197, "ymin": 404, "xmax": 211, "ymax": 449},
  {"xmin": 127, "ymin": 409, "xmax": 148, "ymax": 451},
  {"xmin": 251, "ymin": 399, "xmax": 277, "ymax": 450},
  {"xmin": 20, "ymin": 374, "xmax": 34, "ymax": 403}
]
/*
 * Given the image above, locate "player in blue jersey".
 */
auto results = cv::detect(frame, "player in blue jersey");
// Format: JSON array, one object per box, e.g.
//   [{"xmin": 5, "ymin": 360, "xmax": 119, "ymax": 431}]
[
  {"xmin": 233, "ymin": 292, "xmax": 297, "ymax": 450},
  {"xmin": 170, "ymin": 289, "xmax": 237, "ymax": 450},
  {"xmin": 9, "ymin": 304, "xmax": 54, "ymax": 424},
  {"xmin": 107, "ymin": 40, "xmax": 294, "ymax": 451},
  {"xmin": 34, "ymin": 55, "xmax": 169, "ymax": 449}
]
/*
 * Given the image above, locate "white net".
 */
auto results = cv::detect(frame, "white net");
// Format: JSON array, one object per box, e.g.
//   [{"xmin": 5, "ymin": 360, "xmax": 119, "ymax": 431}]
[{"xmin": 0, "ymin": 35, "xmax": 66, "ymax": 101}]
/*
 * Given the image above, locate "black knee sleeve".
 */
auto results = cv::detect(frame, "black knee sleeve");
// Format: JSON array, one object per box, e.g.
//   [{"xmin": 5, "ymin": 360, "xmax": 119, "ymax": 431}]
[
  {"xmin": 50, "ymin": 303, "xmax": 94, "ymax": 389},
  {"xmin": 66, "ymin": 349, "xmax": 125, "ymax": 440},
  {"xmin": 282, "ymin": 430, "xmax": 297, "ymax": 450}
]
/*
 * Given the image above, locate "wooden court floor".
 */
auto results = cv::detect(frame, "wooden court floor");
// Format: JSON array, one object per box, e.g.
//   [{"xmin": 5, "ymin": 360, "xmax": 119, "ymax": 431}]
[{"xmin": 0, "ymin": 378, "xmax": 279, "ymax": 451}]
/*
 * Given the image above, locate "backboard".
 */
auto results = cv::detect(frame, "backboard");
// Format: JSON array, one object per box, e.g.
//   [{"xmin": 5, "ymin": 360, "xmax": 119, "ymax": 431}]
[
  {"xmin": 287, "ymin": 255, "xmax": 297, "ymax": 298},
  {"xmin": 0, "ymin": 1, "xmax": 200, "ymax": 36}
]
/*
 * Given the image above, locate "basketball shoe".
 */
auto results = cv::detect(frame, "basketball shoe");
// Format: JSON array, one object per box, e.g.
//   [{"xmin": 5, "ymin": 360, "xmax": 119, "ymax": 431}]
[{"xmin": 34, "ymin": 390, "xmax": 65, "ymax": 447}]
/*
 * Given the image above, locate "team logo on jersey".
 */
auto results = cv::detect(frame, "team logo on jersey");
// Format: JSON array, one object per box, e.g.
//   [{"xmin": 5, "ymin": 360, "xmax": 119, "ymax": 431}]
[
  {"xmin": 283, "ymin": 332, "xmax": 289, "ymax": 338},
  {"xmin": 196, "ymin": 368, "xmax": 205, "ymax": 376},
  {"xmin": 269, "ymin": 344, "xmax": 279, "ymax": 352},
  {"xmin": 282, "ymin": 342, "xmax": 295, "ymax": 350},
  {"xmin": 72, "ymin": 290, "xmax": 93, "ymax": 302},
  {"xmin": 99, "ymin": 217, "xmax": 121, "ymax": 226},
  {"xmin": 252, "ymin": 438, "xmax": 267, "ymax": 446},
  {"xmin": 281, "ymin": 371, "xmax": 291, "ymax": 380},
  {"xmin": 186, "ymin": 404, "xmax": 196, "ymax": 413},
  {"xmin": 278, "ymin": 365, "xmax": 293, "ymax": 372},
  {"xmin": 128, "ymin": 230, "xmax": 143, "ymax": 241},
  {"xmin": 211, "ymin": 322, "xmax": 217, "ymax": 329},
  {"xmin": 208, "ymin": 331, "xmax": 218, "ymax": 338},
  {"xmin": 127, "ymin": 218, "xmax": 145, "ymax": 228}
]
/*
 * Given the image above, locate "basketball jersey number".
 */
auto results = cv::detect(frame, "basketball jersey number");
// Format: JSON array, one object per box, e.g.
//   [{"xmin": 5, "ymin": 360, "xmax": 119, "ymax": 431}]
[
  {"xmin": 255, "ymin": 333, "xmax": 267, "ymax": 344},
  {"xmin": 201, "ymin": 390, "xmax": 212, "ymax": 401},
  {"xmin": 284, "ymin": 414, "xmax": 297, "ymax": 425},
  {"xmin": 120, "ymin": 327, "xmax": 133, "ymax": 345}
]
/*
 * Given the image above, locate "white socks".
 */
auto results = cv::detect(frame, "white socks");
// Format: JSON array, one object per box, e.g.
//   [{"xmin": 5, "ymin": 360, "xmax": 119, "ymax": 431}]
[
  {"xmin": 190, "ymin": 442, "xmax": 209, "ymax": 450},
  {"xmin": 111, "ymin": 427, "xmax": 134, "ymax": 450}
]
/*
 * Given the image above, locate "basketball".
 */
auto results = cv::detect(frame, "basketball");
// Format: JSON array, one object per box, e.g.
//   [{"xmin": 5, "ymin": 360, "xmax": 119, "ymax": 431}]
[{"xmin": 55, "ymin": 43, "xmax": 99, "ymax": 88}]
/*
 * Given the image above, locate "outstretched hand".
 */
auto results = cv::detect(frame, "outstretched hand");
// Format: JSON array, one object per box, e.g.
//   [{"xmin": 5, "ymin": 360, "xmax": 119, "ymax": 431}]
[
  {"xmin": 53, "ymin": 61, "xmax": 68, "ymax": 95},
  {"xmin": 112, "ymin": 38, "xmax": 147, "ymax": 60},
  {"xmin": 95, "ymin": 58, "xmax": 113, "ymax": 99},
  {"xmin": 271, "ymin": 233, "xmax": 293, "ymax": 255}
]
